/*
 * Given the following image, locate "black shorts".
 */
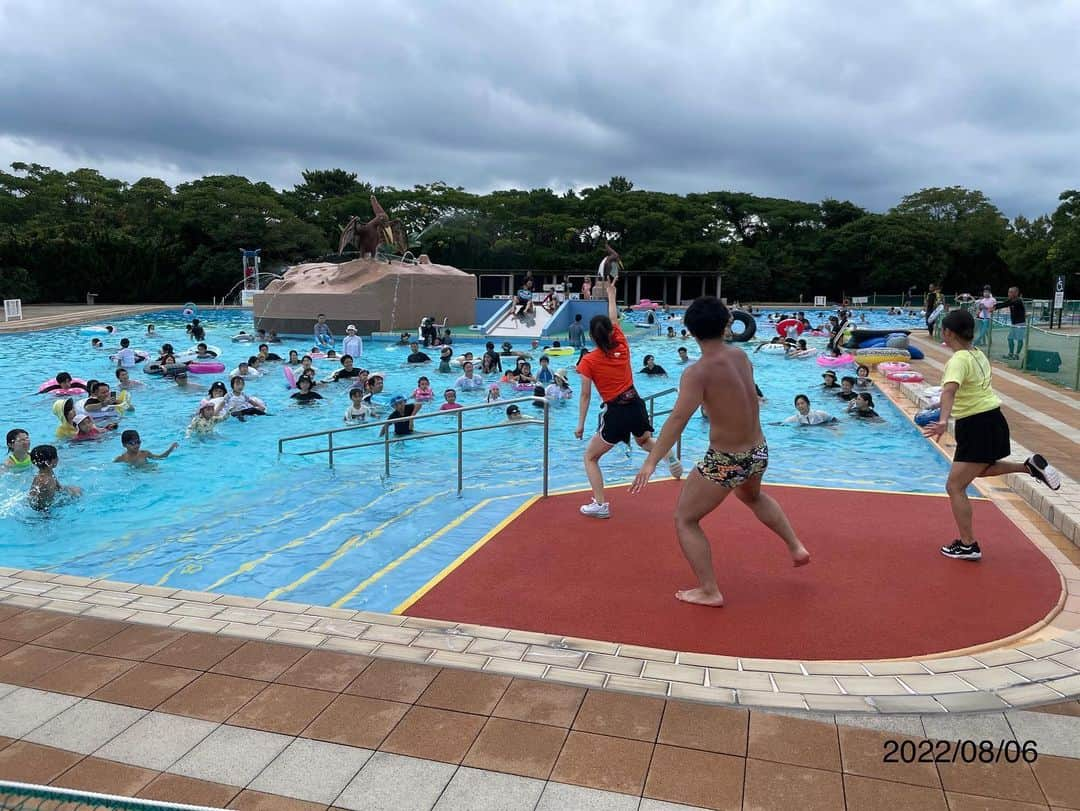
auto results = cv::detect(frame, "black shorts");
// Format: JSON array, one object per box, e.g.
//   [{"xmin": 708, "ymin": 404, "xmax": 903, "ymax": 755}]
[
  {"xmin": 597, "ymin": 398, "xmax": 653, "ymax": 445},
  {"xmin": 953, "ymin": 407, "xmax": 1010, "ymax": 464}
]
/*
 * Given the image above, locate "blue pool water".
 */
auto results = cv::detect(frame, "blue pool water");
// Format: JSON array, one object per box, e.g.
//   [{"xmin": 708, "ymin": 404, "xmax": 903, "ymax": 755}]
[{"xmin": 0, "ymin": 307, "xmax": 948, "ymax": 611}]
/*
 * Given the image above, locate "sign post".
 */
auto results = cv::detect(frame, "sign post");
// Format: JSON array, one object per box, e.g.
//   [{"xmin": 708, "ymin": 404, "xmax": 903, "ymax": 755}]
[{"xmin": 1053, "ymin": 275, "xmax": 1065, "ymax": 329}]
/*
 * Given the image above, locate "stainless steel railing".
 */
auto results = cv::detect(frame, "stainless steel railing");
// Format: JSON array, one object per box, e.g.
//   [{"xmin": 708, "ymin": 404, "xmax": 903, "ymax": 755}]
[
  {"xmin": 276, "ymin": 385, "xmax": 683, "ymax": 498},
  {"xmin": 277, "ymin": 396, "xmax": 551, "ymax": 496}
]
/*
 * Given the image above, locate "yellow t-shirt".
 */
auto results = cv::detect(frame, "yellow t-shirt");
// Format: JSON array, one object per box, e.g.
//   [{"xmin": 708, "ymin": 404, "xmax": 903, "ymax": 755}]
[{"xmin": 942, "ymin": 348, "xmax": 1000, "ymax": 419}]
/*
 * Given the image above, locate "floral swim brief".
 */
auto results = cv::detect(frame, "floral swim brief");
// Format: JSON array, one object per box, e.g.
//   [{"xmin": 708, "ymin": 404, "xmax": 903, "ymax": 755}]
[{"xmin": 696, "ymin": 441, "xmax": 769, "ymax": 488}]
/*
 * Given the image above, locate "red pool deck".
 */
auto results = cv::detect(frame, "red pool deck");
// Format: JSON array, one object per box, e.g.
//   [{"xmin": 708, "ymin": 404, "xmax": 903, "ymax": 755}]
[{"xmin": 403, "ymin": 481, "xmax": 1063, "ymax": 661}]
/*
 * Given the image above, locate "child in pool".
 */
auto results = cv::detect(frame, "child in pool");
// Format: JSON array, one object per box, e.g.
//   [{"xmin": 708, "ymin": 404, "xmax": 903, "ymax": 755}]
[
  {"xmin": 854, "ymin": 364, "xmax": 873, "ymax": 389},
  {"xmin": 114, "ymin": 430, "xmax": 178, "ymax": 466},
  {"xmin": 438, "ymin": 347, "xmax": 454, "ymax": 373},
  {"xmin": 5, "ymin": 428, "xmax": 31, "ymax": 470},
  {"xmin": 188, "ymin": 400, "xmax": 228, "ymax": 435},
  {"xmin": 290, "ymin": 376, "xmax": 324, "ymax": 403},
  {"xmin": 440, "ymin": 389, "xmax": 462, "ymax": 410},
  {"xmin": 536, "ymin": 355, "xmax": 554, "ymax": 384},
  {"xmin": 73, "ymin": 413, "xmax": 118, "ymax": 441},
  {"xmin": 344, "ymin": 387, "xmax": 369, "ymax": 422},
  {"xmin": 848, "ymin": 392, "xmax": 882, "ymax": 420},
  {"xmin": 412, "ymin": 376, "xmax": 434, "ymax": 402},
  {"xmin": 225, "ymin": 376, "xmax": 268, "ymax": 418},
  {"xmin": 486, "ymin": 383, "xmax": 501, "ymax": 403},
  {"xmin": 836, "ymin": 376, "xmax": 858, "ymax": 401},
  {"xmin": 28, "ymin": 445, "xmax": 81, "ymax": 511}
]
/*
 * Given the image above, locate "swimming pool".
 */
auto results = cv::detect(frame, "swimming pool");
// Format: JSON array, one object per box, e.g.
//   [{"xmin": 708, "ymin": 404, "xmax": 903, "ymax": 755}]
[{"xmin": 0, "ymin": 307, "xmax": 948, "ymax": 611}]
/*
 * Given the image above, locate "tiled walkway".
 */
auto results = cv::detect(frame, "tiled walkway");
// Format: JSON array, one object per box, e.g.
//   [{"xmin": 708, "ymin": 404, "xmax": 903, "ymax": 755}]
[
  {"xmin": 2, "ymin": 608, "xmax": 1080, "ymax": 810},
  {"xmin": 2, "ymin": 320, "xmax": 1079, "ymax": 809}
]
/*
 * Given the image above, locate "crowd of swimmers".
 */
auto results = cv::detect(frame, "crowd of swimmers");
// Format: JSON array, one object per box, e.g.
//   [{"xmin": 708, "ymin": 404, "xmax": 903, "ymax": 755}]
[{"xmin": 8, "ymin": 314, "xmax": 584, "ymax": 510}]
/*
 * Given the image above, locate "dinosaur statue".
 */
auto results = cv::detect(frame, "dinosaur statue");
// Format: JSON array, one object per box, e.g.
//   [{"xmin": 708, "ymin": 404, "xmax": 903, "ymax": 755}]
[{"xmin": 337, "ymin": 195, "xmax": 409, "ymax": 259}]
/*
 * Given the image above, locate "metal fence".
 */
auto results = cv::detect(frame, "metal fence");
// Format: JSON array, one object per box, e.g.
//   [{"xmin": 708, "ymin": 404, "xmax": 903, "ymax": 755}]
[
  {"xmin": 932, "ymin": 303, "xmax": 1080, "ymax": 391},
  {"xmin": 0, "ymin": 781, "xmax": 217, "ymax": 811}
]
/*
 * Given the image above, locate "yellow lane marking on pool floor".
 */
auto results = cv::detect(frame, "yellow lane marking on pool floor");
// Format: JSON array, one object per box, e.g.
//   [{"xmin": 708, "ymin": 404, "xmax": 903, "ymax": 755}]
[
  {"xmin": 332, "ymin": 493, "xmax": 528, "ymax": 609},
  {"xmin": 208, "ymin": 487, "xmax": 424, "ymax": 592},
  {"xmin": 155, "ymin": 490, "xmax": 368, "ymax": 587},
  {"xmin": 393, "ymin": 494, "xmax": 540, "ymax": 614},
  {"xmin": 265, "ymin": 489, "xmax": 452, "ymax": 601}
]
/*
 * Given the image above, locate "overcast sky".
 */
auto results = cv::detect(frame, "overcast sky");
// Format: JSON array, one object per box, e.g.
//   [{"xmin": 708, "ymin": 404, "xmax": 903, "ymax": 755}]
[{"xmin": 1, "ymin": 0, "xmax": 1076, "ymax": 217}]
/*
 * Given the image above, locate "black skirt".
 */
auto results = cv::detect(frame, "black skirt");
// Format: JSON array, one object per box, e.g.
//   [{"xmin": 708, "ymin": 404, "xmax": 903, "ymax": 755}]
[{"xmin": 953, "ymin": 407, "xmax": 1010, "ymax": 464}]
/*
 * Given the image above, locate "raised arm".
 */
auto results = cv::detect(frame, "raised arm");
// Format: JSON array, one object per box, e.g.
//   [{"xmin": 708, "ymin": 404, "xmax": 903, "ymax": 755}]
[{"xmin": 604, "ymin": 271, "xmax": 618, "ymax": 322}]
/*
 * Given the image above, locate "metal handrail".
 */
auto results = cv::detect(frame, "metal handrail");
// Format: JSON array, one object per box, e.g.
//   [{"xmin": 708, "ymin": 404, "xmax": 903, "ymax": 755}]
[
  {"xmin": 642, "ymin": 386, "xmax": 683, "ymax": 459},
  {"xmin": 278, "ymin": 396, "xmax": 551, "ymax": 496},
  {"xmin": 276, "ymin": 385, "xmax": 684, "ymax": 498}
]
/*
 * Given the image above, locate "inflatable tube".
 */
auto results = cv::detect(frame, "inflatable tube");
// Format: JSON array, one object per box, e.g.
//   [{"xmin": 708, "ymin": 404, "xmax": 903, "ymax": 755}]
[
  {"xmin": 308, "ymin": 351, "xmax": 328, "ymax": 360},
  {"xmin": 914, "ymin": 407, "xmax": 940, "ymax": 426},
  {"xmin": 850, "ymin": 328, "xmax": 911, "ymax": 343},
  {"xmin": 38, "ymin": 377, "xmax": 88, "ymax": 396},
  {"xmin": 513, "ymin": 383, "xmax": 534, "ymax": 391},
  {"xmin": 110, "ymin": 351, "xmax": 149, "ymax": 364},
  {"xmin": 907, "ymin": 345, "xmax": 925, "ymax": 360},
  {"xmin": 544, "ymin": 347, "xmax": 574, "ymax": 356},
  {"xmin": 186, "ymin": 361, "xmax": 226, "ymax": 374},
  {"xmin": 630, "ymin": 299, "xmax": 660, "ymax": 311},
  {"xmin": 231, "ymin": 333, "xmax": 257, "ymax": 343},
  {"xmin": 80, "ymin": 325, "xmax": 113, "ymax": 335},
  {"xmin": 886, "ymin": 371, "xmax": 925, "ymax": 384},
  {"xmin": 885, "ymin": 335, "xmax": 910, "ymax": 349},
  {"xmin": 758, "ymin": 343, "xmax": 787, "ymax": 353},
  {"xmin": 816, "ymin": 353, "xmax": 854, "ymax": 367},
  {"xmin": 807, "ymin": 330, "xmax": 827, "ymax": 337},
  {"xmin": 857, "ymin": 337, "xmax": 888, "ymax": 348},
  {"xmin": 182, "ymin": 302, "xmax": 197, "ymax": 318},
  {"xmin": 878, "ymin": 362, "xmax": 911, "ymax": 374},
  {"xmin": 728, "ymin": 311, "xmax": 757, "ymax": 342},
  {"xmin": 854, "ymin": 348, "xmax": 911, "ymax": 366},
  {"xmin": 144, "ymin": 362, "xmax": 187, "ymax": 378},
  {"xmin": 928, "ymin": 304, "xmax": 945, "ymax": 324},
  {"xmin": 177, "ymin": 345, "xmax": 223, "ymax": 362},
  {"xmin": 775, "ymin": 318, "xmax": 803, "ymax": 338},
  {"xmin": 283, "ymin": 366, "xmax": 297, "ymax": 389}
]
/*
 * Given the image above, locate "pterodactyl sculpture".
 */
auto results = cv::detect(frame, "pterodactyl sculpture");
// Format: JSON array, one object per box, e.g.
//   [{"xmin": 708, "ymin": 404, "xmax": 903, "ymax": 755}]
[{"xmin": 337, "ymin": 195, "xmax": 409, "ymax": 259}]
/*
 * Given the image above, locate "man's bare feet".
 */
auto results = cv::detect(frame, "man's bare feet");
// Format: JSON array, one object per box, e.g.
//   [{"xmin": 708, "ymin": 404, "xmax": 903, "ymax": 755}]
[
  {"xmin": 675, "ymin": 588, "xmax": 724, "ymax": 607},
  {"xmin": 789, "ymin": 540, "xmax": 811, "ymax": 567}
]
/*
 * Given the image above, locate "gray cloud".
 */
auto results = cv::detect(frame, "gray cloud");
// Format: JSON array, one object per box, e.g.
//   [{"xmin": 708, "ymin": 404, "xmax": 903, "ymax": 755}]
[{"xmin": 1, "ymin": 0, "xmax": 1077, "ymax": 217}]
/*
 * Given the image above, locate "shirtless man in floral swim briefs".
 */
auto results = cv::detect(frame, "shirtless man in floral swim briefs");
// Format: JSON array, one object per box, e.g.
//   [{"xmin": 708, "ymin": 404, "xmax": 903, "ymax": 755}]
[{"xmin": 631, "ymin": 296, "xmax": 810, "ymax": 606}]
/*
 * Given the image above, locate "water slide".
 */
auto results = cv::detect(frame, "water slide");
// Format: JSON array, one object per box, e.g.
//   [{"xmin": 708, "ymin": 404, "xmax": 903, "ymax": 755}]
[{"xmin": 485, "ymin": 302, "xmax": 555, "ymax": 338}]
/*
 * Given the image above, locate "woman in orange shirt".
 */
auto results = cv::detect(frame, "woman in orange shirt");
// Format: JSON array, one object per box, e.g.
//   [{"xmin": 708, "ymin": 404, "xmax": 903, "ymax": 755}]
[{"xmin": 575, "ymin": 248, "xmax": 682, "ymax": 518}]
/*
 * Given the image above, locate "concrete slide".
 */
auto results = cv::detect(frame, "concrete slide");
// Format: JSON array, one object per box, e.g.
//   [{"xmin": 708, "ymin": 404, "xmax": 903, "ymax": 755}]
[{"xmin": 486, "ymin": 304, "xmax": 554, "ymax": 338}]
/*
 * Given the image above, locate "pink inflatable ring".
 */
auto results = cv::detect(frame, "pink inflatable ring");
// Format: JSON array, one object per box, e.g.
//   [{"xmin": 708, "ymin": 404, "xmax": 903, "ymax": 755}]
[
  {"xmin": 879, "ymin": 361, "xmax": 911, "ymax": 374},
  {"xmin": 186, "ymin": 361, "xmax": 226, "ymax": 374},
  {"xmin": 886, "ymin": 371, "xmax": 925, "ymax": 383},
  {"xmin": 38, "ymin": 377, "xmax": 87, "ymax": 396},
  {"xmin": 816, "ymin": 353, "xmax": 853, "ymax": 367}
]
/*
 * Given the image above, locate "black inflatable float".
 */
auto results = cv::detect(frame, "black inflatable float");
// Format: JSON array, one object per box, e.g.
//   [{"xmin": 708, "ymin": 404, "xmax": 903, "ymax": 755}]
[{"xmin": 728, "ymin": 310, "xmax": 757, "ymax": 342}]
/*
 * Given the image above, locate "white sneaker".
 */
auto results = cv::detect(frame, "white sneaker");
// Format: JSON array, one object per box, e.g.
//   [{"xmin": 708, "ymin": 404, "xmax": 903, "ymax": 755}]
[
  {"xmin": 1026, "ymin": 454, "xmax": 1062, "ymax": 491},
  {"xmin": 667, "ymin": 457, "xmax": 684, "ymax": 479},
  {"xmin": 580, "ymin": 499, "xmax": 610, "ymax": 518}
]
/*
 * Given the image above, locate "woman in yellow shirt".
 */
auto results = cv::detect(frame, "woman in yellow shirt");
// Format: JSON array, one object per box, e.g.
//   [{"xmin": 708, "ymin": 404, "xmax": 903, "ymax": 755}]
[{"xmin": 923, "ymin": 310, "xmax": 1060, "ymax": 561}]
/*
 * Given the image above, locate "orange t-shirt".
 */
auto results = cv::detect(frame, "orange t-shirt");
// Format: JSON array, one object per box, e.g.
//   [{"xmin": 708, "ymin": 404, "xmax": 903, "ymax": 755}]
[{"xmin": 577, "ymin": 324, "xmax": 633, "ymax": 403}]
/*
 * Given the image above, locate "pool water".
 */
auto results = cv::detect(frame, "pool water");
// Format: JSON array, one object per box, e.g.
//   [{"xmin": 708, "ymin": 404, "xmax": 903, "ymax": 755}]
[{"xmin": 0, "ymin": 308, "xmax": 950, "ymax": 611}]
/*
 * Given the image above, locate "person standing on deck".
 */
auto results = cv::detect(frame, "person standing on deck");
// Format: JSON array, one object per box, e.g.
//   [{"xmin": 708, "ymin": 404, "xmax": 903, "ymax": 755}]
[
  {"xmin": 923, "ymin": 309, "xmax": 1060, "ymax": 561},
  {"xmin": 575, "ymin": 250, "xmax": 683, "ymax": 519},
  {"xmin": 993, "ymin": 286, "xmax": 1027, "ymax": 359},
  {"xmin": 630, "ymin": 297, "xmax": 809, "ymax": 606}
]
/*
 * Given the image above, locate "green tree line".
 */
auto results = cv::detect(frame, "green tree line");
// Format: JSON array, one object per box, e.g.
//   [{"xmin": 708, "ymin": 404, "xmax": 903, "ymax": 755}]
[{"xmin": 1, "ymin": 163, "xmax": 1077, "ymax": 303}]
